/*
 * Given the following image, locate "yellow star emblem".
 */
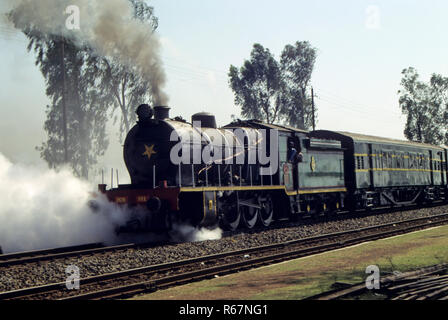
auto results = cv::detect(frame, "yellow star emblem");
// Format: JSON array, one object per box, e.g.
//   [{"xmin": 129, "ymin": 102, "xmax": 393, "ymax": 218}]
[{"xmin": 142, "ymin": 144, "xmax": 157, "ymax": 160}]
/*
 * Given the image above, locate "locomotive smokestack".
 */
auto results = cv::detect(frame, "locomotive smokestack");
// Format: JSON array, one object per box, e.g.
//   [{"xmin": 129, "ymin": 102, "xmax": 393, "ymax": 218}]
[
  {"xmin": 154, "ymin": 106, "xmax": 170, "ymax": 120},
  {"xmin": 136, "ymin": 104, "xmax": 153, "ymax": 123}
]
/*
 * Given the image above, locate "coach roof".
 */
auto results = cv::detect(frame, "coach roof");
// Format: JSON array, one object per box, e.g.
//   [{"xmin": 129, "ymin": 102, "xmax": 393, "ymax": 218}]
[{"xmin": 312, "ymin": 130, "xmax": 445, "ymax": 151}]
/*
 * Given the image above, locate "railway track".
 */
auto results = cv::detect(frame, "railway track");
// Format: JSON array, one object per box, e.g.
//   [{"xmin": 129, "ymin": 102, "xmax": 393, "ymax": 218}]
[
  {"xmin": 2, "ymin": 201, "xmax": 444, "ymax": 267},
  {"xmin": 2, "ymin": 213, "xmax": 448, "ymax": 300},
  {"xmin": 0, "ymin": 243, "xmax": 137, "ymax": 267},
  {"xmin": 308, "ymin": 264, "xmax": 448, "ymax": 300}
]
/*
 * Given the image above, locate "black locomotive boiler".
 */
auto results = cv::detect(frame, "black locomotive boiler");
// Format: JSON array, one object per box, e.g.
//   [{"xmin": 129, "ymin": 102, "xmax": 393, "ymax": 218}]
[{"xmin": 99, "ymin": 104, "xmax": 448, "ymax": 233}]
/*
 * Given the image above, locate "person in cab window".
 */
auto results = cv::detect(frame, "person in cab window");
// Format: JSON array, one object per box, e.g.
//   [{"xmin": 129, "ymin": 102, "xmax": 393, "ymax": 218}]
[{"xmin": 288, "ymin": 141, "xmax": 302, "ymax": 163}]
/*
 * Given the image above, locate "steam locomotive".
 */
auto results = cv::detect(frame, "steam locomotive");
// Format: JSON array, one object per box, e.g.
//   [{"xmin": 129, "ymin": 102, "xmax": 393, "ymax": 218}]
[{"xmin": 99, "ymin": 104, "xmax": 447, "ymax": 233}]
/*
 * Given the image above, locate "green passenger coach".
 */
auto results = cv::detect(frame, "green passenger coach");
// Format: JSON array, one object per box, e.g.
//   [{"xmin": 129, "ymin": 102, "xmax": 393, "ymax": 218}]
[{"xmin": 311, "ymin": 130, "xmax": 447, "ymax": 210}]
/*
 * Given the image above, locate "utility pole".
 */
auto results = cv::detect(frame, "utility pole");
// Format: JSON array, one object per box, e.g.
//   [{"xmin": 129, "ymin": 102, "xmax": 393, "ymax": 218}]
[
  {"xmin": 311, "ymin": 87, "xmax": 316, "ymax": 131},
  {"xmin": 61, "ymin": 38, "xmax": 68, "ymax": 163}
]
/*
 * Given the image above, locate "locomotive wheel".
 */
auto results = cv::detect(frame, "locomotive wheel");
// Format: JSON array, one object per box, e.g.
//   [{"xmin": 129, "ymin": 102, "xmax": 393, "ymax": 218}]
[
  {"xmin": 221, "ymin": 203, "xmax": 240, "ymax": 231},
  {"xmin": 241, "ymin": 206, "xmax": 258, "ymax": 229},
  {"xmin": 258, "ymin": 195, "xmax": 274, "ymax": 227}
]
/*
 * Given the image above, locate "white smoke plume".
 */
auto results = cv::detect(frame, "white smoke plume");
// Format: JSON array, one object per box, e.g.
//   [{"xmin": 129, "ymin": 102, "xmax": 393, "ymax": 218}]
[
  {"xmin": 170, "ymin": 223, "xmax": 223, "ymax": 243},
  {"xmin": 0, "ymin": 153, "xmax": 127, "ymax": 253},
  {"xmin": 6, "ymin": 0, "xmax": 168, "ymax": 105}
]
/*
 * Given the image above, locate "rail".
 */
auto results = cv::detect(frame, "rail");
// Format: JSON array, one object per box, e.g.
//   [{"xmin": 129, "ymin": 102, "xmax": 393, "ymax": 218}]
[{"xmin": 2, "ymin": 213, "xmax": 448, "ymax": 300}]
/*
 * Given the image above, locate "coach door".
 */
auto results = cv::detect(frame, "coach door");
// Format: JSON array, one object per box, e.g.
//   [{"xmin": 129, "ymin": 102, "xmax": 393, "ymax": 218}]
[
  {"xmin": 430, "ymin": 150, "xmax": 434, "ymax": 185},
  {"xmin": 290, "ymin": 136, "xmax": 301, "ymax": 191},
  {"xmin": 441, "ymin": 152, "xmax": 445, "ymax": 185},
  {"xmin": 436, "ymin": 151, "xmax": 445, "ymax": 186},
  {"xmin": 279, "ymin": 135, "xmax": 294, "ymax": 192}
]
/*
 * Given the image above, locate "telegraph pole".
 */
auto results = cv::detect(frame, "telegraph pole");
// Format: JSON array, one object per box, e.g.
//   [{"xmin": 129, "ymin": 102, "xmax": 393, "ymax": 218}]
[
  {"xmin": 311, "ymin": 87, "xmax": 316, "ymax": 131},
  {"xmin": 61, "ymin": 38, "xmax": 68, "ymax": 163}
]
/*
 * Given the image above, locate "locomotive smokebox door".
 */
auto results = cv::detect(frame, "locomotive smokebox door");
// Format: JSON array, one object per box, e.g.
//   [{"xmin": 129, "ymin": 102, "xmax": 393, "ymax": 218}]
[{"xmin": 201, "ymin": 191, "xmax": 218, "ymax": 227}]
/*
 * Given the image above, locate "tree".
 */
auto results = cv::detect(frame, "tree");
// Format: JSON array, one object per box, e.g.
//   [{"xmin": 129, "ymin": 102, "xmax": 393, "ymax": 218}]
[
  {"xmin": 280, "ymin": 41, "xmax": 317, "ymax": 129},
  {"xmin": 10, "ymin": 0, "xmax": 159, "ymax": 177},
  {"xmin": 29, "ymin": 39, "xmax": 111, "ymax": 178},
  {"xmin": 229, "ymin": 41, "xmax": 317, "ymax": 129},
  {"xmin": 398, "ymin": 67, "xmax": 445, "ymax": 145},
  {"xmin": 229, "ymin": 44, "xmax": 283, "ymax": 124},
  {"xmin": 428, "ymin": 74, "xmax": 448, "ymax": 144}
]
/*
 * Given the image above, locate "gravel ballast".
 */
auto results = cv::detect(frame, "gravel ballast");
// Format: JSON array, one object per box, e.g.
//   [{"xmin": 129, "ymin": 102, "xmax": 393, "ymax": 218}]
[{"xmin": 1, "ymin": 205, "xmax": 448, "ymax": 292}]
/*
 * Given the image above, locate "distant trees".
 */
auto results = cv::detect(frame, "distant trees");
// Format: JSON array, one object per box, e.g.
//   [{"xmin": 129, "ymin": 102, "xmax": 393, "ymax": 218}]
[
  {"xmin": 28, "ymin": 39, "xmax": 111, "ymax": 179},
  {"xmin": 398, "ymin": 67, "xmax": 448, "ymax": 145},
  {"xmin": 9, "ymin": 0, "xmax": 158, "ymax": 178},
  {"xmin": 228, "ymin": 41, "xmax": 317, "ymax": 129},
  {"xmin": 280, "ymin": 42, "xmax": 317, "ymax": 129},
  {"xmin": 229, "ymin": 44, "xmax": 283, "ymax": 125}
]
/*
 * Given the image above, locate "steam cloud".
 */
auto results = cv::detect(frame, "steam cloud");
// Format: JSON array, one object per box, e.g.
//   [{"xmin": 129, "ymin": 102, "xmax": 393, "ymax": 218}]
[
  {"xmin": 6, "ymin": 0, "xmax": 168, "ymax": 105},
  {"xmin": 170, "ymin": 223, "xmax": 223, "ymax": 243},
  {"xmin": 0, "ymin": 152, "xmax": 222, "ymax": 253},
  {"xmin": 0, "ymin": 153, "xmax": 126, "ymax": 253}
]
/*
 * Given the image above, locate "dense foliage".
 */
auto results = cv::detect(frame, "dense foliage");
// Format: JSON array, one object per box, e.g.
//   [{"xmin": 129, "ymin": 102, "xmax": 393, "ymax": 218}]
[{"xmin": 229, "ymin": 42, "xmax": 317, "ymax": 129}]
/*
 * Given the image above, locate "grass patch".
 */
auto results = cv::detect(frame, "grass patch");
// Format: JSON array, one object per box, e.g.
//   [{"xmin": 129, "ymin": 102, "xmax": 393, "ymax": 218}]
[{"xmin": 132, "ymin": 225, "xmax": 448, "ymax": 300}]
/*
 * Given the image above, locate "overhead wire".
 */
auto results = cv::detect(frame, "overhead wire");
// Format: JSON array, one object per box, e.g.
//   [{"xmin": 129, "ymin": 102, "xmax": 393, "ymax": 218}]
[
  {"xmin": 316, "ymin": 87, "xmax": 402, "ymax": 116},
  {"xmin": 0, "ymin": 24, "xmax": 406, "ymax": 127},
  {"xmin": 315, "ymin": 95, "xmax": 403, "ymax": 126}
]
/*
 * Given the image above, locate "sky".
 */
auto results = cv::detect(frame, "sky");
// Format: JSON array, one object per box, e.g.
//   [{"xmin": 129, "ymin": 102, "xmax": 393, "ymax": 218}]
[{"xmin": 1, "ymin": 0, "xmax": 447, "ymax": 183}]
